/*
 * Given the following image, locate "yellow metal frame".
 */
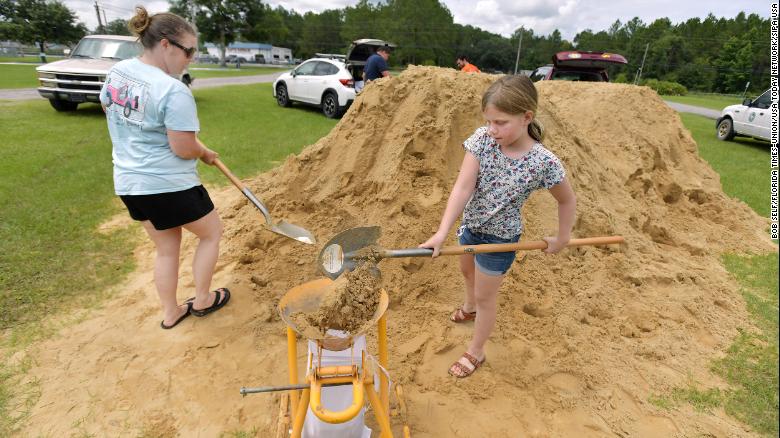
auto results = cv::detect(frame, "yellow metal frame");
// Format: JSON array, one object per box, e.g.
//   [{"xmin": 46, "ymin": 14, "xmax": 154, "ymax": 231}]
[{"xmin": 286, "ymin": 309, "xmax": 395, "ymax": 438}]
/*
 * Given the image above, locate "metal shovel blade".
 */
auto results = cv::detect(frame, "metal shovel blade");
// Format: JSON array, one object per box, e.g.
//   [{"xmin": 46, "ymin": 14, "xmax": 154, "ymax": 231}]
[
  {"xmin": 318, "ymin": 226, "xmax": 381, "ymax": 279},
  {"xmin": 271, "ymin": 220, "xmax": 316, "ymax": 245}
]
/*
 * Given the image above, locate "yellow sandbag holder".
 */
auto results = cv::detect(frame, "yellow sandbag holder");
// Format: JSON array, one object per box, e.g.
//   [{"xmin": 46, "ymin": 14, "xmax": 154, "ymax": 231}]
[{"xmin": 277, "ymin": 278, "xmax": 410, "ymax": 438}]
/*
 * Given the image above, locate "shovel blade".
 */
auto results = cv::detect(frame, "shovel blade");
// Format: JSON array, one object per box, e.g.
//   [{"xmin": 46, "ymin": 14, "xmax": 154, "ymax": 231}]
[
  {"xmin": 271, "ymin": 221, "xmax": 317, "ymax": 245},
  {"xmin": 318, "ymin": 226, "xmax": 381, "ymax": 279}
]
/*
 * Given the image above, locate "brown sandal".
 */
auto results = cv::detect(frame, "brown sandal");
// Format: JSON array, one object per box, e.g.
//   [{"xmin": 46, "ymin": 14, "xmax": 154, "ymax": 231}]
[
  {"xmin": 450, "ymin": 307, "xmax": 476, "ymax": 323},
  {"xmin": 448, "ymin": 352, "xmax": 485, "ymax": 378}
]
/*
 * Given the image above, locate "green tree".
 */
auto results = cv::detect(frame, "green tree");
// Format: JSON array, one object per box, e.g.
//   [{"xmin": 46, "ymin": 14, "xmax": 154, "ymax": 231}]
[
  {"xmin": 103, "ymin": 18, "xmax": 130, "ymax": 36},
  {"xmin": 298, "ymin": 9, "xmax": 343, "ymax": 58},
  {"xmin": 3, "ymin": 0, "xmax": 87, "ymax": 61},
  {"xmin": 170, "ymin": 0, "xmax": 253, "ymax": 67}
]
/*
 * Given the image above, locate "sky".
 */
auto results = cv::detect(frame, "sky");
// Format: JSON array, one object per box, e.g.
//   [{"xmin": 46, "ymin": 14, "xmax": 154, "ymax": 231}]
[{"xmin": 65, "ymin": 0, "xmax": 772, "ymax": 40}]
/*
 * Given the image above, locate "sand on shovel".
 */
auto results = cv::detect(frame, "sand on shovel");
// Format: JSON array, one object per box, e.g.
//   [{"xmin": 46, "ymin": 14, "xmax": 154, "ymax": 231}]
[{"xmin": 290, "ymin": 262, "xmax": 381, "ymax": 338}]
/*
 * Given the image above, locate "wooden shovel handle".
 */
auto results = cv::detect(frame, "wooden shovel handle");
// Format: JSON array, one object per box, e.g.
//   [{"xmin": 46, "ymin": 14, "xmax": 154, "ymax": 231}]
[
  {"xmin": 436, "ymin": 235, "xmax": 624, "ymax": 255},
  {"xmin": 213, "ymin": 158, "xmax": 245, "ymax": 190}
]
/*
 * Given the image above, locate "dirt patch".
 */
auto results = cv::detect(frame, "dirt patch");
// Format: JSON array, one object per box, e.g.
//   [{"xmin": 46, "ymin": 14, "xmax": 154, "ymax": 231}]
[{"xmin": 16, "ymin": 66, "xmax": 776, "ymax": 437}]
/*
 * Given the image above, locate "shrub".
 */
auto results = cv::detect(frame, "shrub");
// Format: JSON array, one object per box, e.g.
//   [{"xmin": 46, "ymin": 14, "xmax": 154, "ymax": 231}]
[{"xmin": 642, "ymin": 78, "xmax": 688, "ymax": 96}]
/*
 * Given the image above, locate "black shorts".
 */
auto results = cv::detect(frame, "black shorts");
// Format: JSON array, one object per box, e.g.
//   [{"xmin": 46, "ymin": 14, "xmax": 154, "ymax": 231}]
[{"xmin": 120, "ymin": 185, "xmax": 214, "ymax": 230}]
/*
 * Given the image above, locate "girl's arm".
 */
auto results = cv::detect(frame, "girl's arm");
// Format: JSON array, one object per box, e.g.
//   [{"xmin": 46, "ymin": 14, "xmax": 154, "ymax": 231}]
[
  {"xmin": 543, "ymin": 178, "xmax": 576, "ymax": 253},
  {"xmin": 419, "ymin": 152, "xmax": 480, "ymax": 256},
  {"xmin": 167, "ymin": 131, "xmax": 219, "ymax": 164}
]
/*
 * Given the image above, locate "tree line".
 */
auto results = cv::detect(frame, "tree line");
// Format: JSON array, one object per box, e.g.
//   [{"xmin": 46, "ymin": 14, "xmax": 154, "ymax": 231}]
[{"xmin": 1, "ymin": 0, "xmax": 770, "ymax": 93}]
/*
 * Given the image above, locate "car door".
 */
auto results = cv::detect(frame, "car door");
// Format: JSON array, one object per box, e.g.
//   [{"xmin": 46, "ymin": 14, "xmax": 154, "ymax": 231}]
[
  {"xmin": 288, "ymin": 61, "xmax": 317, "ymax": 101},
  {"xmin": 743, "ymin": 90, "xmax": 770, "ymax": 140},
  {"xmin": 310, "ymin": 61, "xmax": 339, "ymax": 103}
]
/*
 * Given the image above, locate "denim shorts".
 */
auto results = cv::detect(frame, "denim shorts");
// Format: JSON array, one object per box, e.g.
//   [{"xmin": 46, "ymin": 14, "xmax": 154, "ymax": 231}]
[{"xmin": 458, "ymin": 227, "xmax": 521, "ymax": 276}]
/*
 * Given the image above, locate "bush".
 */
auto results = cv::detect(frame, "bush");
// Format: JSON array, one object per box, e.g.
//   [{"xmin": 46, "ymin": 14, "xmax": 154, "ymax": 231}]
[
  {"xmin": 612, "ymin": 73, "xmax": 629, "ymax": 83},
  {"xmin": 642, "ymin": 78, "xmax": 688, "ymax": 96}
]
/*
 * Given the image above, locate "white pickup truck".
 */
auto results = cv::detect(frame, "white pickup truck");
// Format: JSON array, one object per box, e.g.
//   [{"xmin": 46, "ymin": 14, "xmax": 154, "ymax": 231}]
[
  {"xmin": 716, "ymin": 89, "xmax": 771, "ymax": 142},
  {"xmin": 36, "ymin": 34, "xmax": 192, "ymax": 112}
]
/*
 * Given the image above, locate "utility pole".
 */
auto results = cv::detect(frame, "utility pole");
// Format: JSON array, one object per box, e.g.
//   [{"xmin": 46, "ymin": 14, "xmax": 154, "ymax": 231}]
[
  {"xmin": 513, "ymin": 31, "xmax": 523, "ymax": 75},
  {"xmin": 102, "ymin": 7, "xmax": 108, "ymax": 30},
  {"xmin": 94, "ymin": 1, "xmax": 104, "ymax": 33},
  {"xmin": 633, "ymin": 43, "xmax": 649, "ymax": 85}
]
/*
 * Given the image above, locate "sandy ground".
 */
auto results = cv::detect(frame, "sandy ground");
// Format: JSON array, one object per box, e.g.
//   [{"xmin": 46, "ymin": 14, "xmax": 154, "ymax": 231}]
[{"xmin": 14, "ymin": 66, "xmax": 777, "ymax": 437}]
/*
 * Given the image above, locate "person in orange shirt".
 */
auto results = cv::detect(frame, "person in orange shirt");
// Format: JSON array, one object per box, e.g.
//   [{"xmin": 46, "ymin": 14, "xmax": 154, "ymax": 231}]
[{"xmin": 456, "ymin": 55, "xmax": 481, "ymax": 73}]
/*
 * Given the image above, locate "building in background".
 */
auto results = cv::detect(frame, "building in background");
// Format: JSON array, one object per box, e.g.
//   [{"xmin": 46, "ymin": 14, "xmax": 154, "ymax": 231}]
[{"xmin": 204, "ymin": 42, "xmax": 292, "ymax": 64}]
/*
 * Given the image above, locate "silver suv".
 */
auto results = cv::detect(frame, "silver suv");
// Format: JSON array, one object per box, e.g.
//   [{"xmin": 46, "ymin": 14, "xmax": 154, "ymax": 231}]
[{"xmin": 36, "ymin": 35, "xmax": 193, "ymax": 112}]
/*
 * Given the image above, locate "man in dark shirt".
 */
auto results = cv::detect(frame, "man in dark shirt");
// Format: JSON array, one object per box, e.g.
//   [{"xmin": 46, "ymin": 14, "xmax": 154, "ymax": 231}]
[{"xmin": 363, "ymin": 46, "xmax": 391, "ymax": 82}]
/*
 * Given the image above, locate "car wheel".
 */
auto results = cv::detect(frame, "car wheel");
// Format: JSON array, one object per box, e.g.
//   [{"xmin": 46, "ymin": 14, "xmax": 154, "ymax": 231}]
[
  {"xmin": 716, "ymin": 118, "xmax": 735, "ymax": 141},
  {"xmin": 276, "ymin": 84, "xmax": 291, "ymax": 107},
  {"xmin": 123, "ymin": 103, "xmax": 132, "ymax": 117},
  {"xmin": 49, "ymin": 99, "xmax": 78, "ymax": 112},
  {"xmin": 322, "ymin": 92, "xmax": 340, "ymax": 119}
]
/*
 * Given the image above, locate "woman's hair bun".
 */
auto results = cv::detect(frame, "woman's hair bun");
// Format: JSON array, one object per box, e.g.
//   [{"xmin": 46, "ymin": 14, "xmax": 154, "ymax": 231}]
[{"xmin": 127, "ymin": 6, "xmax": 151, "ymax": 36}]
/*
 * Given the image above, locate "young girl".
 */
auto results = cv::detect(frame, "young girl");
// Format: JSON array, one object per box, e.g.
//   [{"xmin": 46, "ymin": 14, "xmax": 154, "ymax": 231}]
[
  {"xmin": 420, "ymin": 75, "xmax": 576, "ymax": 377},
  {"xmin": 101, "ymin": 7, "xmax": 229, "ymax": 330}
]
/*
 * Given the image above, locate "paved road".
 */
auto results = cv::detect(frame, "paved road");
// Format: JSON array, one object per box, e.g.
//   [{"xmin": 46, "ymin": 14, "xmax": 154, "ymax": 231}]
[
  {"xmin": 0, "ymin": 72, "xmax": 284, "ymax": 101},
  {"xmin": 664, "ymin": 101, "xmax": 721, "ymax": 120}
]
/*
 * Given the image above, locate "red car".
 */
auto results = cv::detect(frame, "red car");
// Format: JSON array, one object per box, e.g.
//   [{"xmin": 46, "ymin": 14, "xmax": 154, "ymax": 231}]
[{"xmin": 530, "ymin": 51, "xmax": 627, "ymax": 82}]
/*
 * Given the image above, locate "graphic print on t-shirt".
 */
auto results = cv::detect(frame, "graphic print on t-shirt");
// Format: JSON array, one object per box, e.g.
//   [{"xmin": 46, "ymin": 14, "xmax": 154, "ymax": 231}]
[{"xmin": 104, "ymin": 70, "xmax": 148, "ymax": 124}]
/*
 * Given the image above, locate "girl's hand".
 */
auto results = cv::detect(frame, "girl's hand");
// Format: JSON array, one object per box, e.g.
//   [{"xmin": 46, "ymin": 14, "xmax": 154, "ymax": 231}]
[
  {"xmin": 542, "ymin": 236, "xmax": 569, "ymax": 254},
  {"xmin": 419, "ymin": 231, "xmax": 447, "ymax": 257},
  {"xmin": 200, "ymin": 148, "xmax": 219, "ymax": 165}
]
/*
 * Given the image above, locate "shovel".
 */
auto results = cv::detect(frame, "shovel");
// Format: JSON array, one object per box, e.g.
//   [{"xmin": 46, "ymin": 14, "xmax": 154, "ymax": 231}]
[
  {"xmin": 318, "ymin": 226, "xmax": 624, "ymax": 279},
  {"xmin": 213, "ymin": 158, "xmax": 316, "ymax": 245}
]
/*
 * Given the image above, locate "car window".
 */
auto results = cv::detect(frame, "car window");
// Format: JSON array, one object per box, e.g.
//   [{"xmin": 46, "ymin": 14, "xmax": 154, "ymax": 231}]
[
  {"xmin": 314, "ymin": 62, "xmax": 339, "ymax": 76},
  {"xmin": 752, "ymin": 90, "xmax": 770, "ymax": 109},
  {"xmin": 295, "ymin": 61, "xmax": 317, "ymax": 76},
  {"xmin": 551, "ymin": 71, "xmax": 603, "ymax": 82},
  {"xmin": 530, "ymin": 67, "xmax": 551, "ymax": 82}
]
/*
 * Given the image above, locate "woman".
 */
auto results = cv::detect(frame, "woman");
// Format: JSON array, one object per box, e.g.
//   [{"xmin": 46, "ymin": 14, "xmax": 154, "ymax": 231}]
[{"xmin": 101, "ymin": 6, "xmax": 229, "ymax": 330}]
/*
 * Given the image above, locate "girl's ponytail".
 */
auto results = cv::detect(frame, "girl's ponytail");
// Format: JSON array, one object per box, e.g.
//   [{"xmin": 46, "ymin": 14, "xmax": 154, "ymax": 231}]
[
  {"xmin": 127, "ymin": 6, "xmax": 194, "ymax": 50},
  {"xmin": 528, "ymin": 119, "xmax": 544, "ymax": 142}
]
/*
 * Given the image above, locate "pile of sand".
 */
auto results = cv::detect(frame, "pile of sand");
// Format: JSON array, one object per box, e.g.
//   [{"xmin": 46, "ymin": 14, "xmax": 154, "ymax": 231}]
[{"xmin": 18, "ymin": 66, "xmax": 776, "ymax": 437}]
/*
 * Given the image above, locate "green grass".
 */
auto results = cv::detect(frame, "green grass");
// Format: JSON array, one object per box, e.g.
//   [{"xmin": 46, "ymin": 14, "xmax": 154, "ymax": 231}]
[
  {"xmin": 664, "ymin": 93, "xmax": 744, "ymax": 111},
  {"xmin": 0, "ymin": 64, "xmax": 38, "ymax": 89},
  {"xmin": 648, "ymin": 113, "xmax": 778, "ymax": 436},
  {"xmin": 0, "ymin": 83, "xmax": 337, "ymax": 434},
  {"xmin": 679, "ymin": 113, "xmax": 771, "ymax": 217}
]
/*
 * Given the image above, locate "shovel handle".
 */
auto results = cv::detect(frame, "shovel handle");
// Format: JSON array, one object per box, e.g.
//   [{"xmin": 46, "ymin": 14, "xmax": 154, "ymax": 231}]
[
  {"xmin": 383, "ymin": 236, "xmax": 624, "ymax": 258},
  {"xmin": 213, "ymin": 158, "xmax": 245, "ymax": 190},
  {"xmin": 213, "ymin": 158, "xmax": 272, "ymax": 223}
]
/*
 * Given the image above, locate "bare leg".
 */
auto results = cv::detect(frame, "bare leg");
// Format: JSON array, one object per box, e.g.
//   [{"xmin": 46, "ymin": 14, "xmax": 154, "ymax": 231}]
[
  {"xmin": 181, "ymin": 209, "xmax": 223, "ymax": 312},
  {"xmin": 142, "ymin": 221, "xmax": 187, "ymax": 326},
  {"xmin": 459, "ymin": 254, "xmax": 477, "ymax": 313},
  {"xmin": 468, "ymin": 268, "xmax": 503, "ymax": 359}
]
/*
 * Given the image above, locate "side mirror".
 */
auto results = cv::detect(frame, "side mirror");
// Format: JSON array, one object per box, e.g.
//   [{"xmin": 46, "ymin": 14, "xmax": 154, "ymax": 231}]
[
  {"xmin": 742, "ymin": 98, "xmax": 752, "ymax": 106},
  {"xmin": 291, "ymin": 71, "xmax": 297, "ymax": 77}
]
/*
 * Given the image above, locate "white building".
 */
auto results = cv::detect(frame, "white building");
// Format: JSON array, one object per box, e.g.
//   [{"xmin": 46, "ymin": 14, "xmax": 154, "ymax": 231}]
[{"xmin": 204, "ymin": 42, "xmax": 292, "ymax": 64}]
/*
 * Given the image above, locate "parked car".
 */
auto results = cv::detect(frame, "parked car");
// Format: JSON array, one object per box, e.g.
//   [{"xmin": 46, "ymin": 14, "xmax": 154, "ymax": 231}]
[
  {"xmin": 272, "ymin": 39, "xmax": 394, "ymax": 118},
  {"xmin": 530, "ymin": 51, "xmax": 627, "ymax": 82},
  {"xmin": 716, "ymin": 89, "xmax": 770, "ymax": 142},
  {"xmin": 36, "ymin": 35, "xmax": 193, "ymax": 112}
]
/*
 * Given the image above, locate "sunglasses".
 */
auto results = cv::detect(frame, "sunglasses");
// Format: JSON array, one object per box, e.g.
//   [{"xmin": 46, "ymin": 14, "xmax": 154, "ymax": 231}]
[{"xmin": 167, "ymin": 38, "xmax": 196, "ymax": 58}]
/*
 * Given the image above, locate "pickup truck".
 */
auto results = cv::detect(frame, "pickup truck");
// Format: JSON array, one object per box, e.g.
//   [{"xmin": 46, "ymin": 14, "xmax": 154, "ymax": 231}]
[
  {"xmin": 716, "ymin": 89, "xmax": 771, "ymax": 142},
  {"xmin": 36, "ymin": 34, "xmax": 193, "ymax": 112}
]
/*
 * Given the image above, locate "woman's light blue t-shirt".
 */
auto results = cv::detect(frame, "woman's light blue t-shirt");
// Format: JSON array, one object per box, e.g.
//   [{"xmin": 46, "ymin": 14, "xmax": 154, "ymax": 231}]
[{"xmin": 100, "ymin": 57, "xmax": 200, "ymax": 195}]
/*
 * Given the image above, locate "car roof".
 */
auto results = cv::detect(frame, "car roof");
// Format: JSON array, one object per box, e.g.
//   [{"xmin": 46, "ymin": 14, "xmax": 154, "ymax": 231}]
[
  {"xmin": 83, "ymin": 35, "xmax": 138, "ymax": 42},
  {"xmin": 305, "ymin": 58, "xmax": 345, "ymax": 65}
]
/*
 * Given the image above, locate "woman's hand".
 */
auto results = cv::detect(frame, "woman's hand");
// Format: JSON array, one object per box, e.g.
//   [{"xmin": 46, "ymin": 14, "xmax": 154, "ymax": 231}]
[
  {"xmin": 419, "ymin": 231, "xmax": 448, "ymax": 257},
  {"xmin": 542, "ymin": 235, "xmax": 569, "ymax": 254},
  {"xmin": 200, "ymin": 147, "xmax": 219, "ymax": 165}
]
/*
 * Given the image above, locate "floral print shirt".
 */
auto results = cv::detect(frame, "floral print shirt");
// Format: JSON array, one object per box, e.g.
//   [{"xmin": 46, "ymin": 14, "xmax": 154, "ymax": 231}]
[{"xmin": 461, "ymin": 126, "xmax": 566, "ymax": 239}]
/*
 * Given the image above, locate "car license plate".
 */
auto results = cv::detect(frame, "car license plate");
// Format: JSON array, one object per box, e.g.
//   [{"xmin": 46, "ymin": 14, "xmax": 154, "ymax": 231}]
[{"xmin": 71, "ymin": 94, "xmax": 85, "ymax": 103}]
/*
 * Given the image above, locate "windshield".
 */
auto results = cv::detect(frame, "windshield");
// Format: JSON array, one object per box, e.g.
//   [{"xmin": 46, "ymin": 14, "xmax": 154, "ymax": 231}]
[{"xmin": 71, "ymin": 38, "xmax": 142, "ymax": 60}]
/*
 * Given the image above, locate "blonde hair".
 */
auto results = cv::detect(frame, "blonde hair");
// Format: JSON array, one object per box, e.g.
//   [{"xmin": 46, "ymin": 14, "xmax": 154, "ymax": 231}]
[
  {"xmin": 481, "ymin": 75, "xmax": 544, "ymax": 142},
  {"xmin": 128, "ymin": 6, "xmax": 194, "ymax": 49}
]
